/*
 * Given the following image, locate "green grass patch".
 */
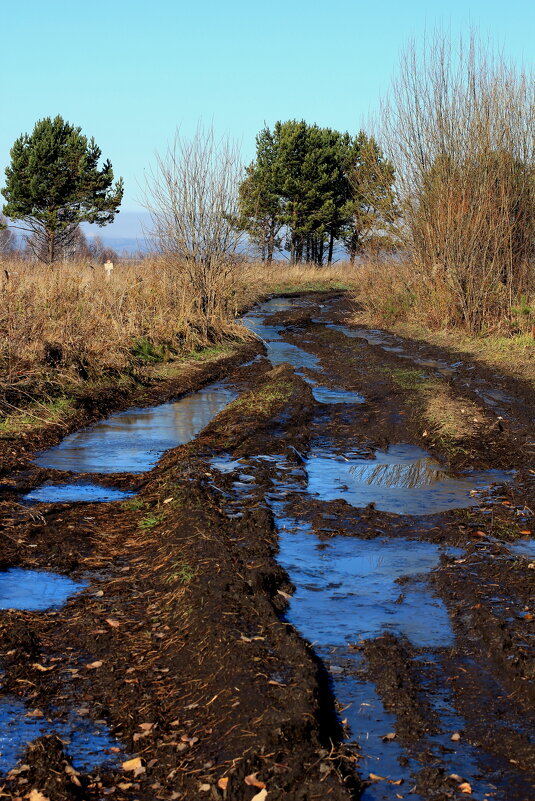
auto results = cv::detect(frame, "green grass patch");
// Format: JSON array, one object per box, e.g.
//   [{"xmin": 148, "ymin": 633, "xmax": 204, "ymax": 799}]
[
  {"xmin": 165, "ymin": 561, "xmax": 196, "ymax": 585},
  {"xmin": 269, "ymin": 280, "xmax": 352, "ymax": 294},
  {"xmin": 379, "ymin": 366, "xmax": 427, "ymax": 390},
  {"xmin": 121, "ymin": 498, "xmax": 146, "ymax": 511},
  {"xmin": 0, "ymin": 396, "xmax": 76, "ymax": 437},
  {"xmin": 227, "ymin": 376, "xmax": 294, "ymax": 415},
  {"xmin": 138, "ymin": 512, "xmax": 165, "ymax": 529}
]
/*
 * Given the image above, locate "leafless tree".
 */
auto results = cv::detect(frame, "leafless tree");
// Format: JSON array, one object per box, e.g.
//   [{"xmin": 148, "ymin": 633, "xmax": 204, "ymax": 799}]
[
  {"xmin": 143, "ymin": 124, "xmax": 244, "ymax": 324},
  {"xmin": 379, "ymin": 32, "xmax": 535, "ymax": 331}
]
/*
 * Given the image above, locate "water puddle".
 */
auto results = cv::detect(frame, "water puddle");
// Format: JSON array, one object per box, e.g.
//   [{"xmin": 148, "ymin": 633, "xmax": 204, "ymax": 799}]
[
  {"xmin": 326, "ymin": 655, "xmax": 420, "ymax": 797},
  {"xmin": 0, "ymin": 697, "xmax": 124, "ymax": 773},
  {"xmin": 211, "ymin": 452, "xmax": 514, "ymax": 796},
  {"xmin": 243, "ymin": 300, "xmax": 365, "ymax": 400},
  {"xmin": 276, "ymin": 517, "xmax": 453, "ymax": 648},
  {"xmin": 23, "ymin": 482, "xmax": 135, "ymax": 504},
  {"xmin": 0, "ymin": 569, "xmax": 87, "ymax": 611},
  {"xmin": 307, "ymin": 444, "xmax": 510, "ymax": 515},
  {"xmin": 508, "ymin": 538, "xmax": 535, "ymax": 559},
  {"xmin": 33, "ymin": 382, "xmax": 236, "ymax": 474}
]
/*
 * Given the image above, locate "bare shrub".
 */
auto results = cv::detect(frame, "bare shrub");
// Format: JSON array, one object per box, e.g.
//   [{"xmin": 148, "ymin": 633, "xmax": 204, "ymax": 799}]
[
  {"xmin": 380, "ymin": 32, "xmax": 535, "ymax": 331},
  {"xmin": 144, "ymin": 125, "xmax": 244, "ymax": 327}
]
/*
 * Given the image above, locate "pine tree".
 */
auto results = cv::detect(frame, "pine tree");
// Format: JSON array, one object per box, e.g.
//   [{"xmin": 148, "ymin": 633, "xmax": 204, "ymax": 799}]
[
  {"xmin": 2, "ymin": 116, "xmax": 123, "ymax": 264},
  {"xmin": 237, "ymin": 127, "xmax": 283, "ymax": 262},
  {"xmin": 239, "ymin": 122, "xmax": 397, "ymax": 264}
]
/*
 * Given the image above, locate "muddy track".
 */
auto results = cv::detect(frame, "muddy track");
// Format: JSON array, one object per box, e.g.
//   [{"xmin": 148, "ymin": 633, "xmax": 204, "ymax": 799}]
[{"xmin": 0, "ymin": 292, "xmax": 534, "ymax": 801}]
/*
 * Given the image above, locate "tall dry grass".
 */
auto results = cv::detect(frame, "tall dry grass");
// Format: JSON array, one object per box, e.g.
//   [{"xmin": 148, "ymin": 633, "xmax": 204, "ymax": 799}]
[
  {"xmin": 352, "ymin": 257, "xmax": 535, "ymax": 336},
  {"xmin": 0, "ymin": 257, "xmax": 356, "ymax": 418}
]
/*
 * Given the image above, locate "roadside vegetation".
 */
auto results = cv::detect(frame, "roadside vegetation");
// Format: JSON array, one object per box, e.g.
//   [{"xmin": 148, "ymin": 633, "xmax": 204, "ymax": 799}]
[{"xmin": 1, "ymin": 30, "xmax": 534, "ymax": 437}]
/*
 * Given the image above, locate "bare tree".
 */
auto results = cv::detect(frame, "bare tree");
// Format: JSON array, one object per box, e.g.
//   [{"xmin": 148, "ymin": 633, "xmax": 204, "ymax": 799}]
[
  {"xmin": 380, "ymin": 32, "xmax": 535, "ymax": 331},
  {"xmin": 143, "ymin": 124, "xmax": 244, "ymax": 324},
  {"xmin": 88, "ymin": 235, "xmax": 119, "ymax": 264}
]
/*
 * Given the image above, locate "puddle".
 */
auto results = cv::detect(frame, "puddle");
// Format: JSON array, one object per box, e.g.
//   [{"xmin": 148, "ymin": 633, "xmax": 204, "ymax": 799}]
[
  {"xmin": 243, "ymin": 300, "xmax": 368, "ymax": 389},
  {"xmin": 328, "ymin": 657, "xmax": 420, "ymax": 797},
  {"xmin": 276, "ymin": 519, "xmax": 453, "ymax": 648},
  {"xmin": 263, "ymin": 340, "xmax": 320, "ymax": 371},
  {"xmin": 23, "ymin": 482, "xmax": 135, "ymax": 504},
  {"xmin": 474, "ymin": 386, "xmax": 514, "ymax": 414},
  {"xmin": 0, "ymin": 697, "xmax": 124, "ymax": 773},
  {"xmin": 33, "ymin": 382, "xmax": 236, "ymax": 474},
  {"xmin": 0, "ymin": 569, "xmax": 87, "ymax": 611},
  {"xmin": 307, "ymin": 444, "xmax": 510, "ymax": 515},
  {"xmin": 508, "ymin": 538, "xmax": 535, "ymax": 559}
]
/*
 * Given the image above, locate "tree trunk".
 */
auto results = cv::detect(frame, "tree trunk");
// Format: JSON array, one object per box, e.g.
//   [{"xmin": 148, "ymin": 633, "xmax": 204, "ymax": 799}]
[
  {"xmin": 267, "ymin": 219, "xmax": 275, "ymax": 264},
  {"xmin": 48, "ymin": 230, "xmax": 56, "ymax": 264},
  {"xmin": 328, "ymin": 231, "xmax": 334, "ymax": 264}
]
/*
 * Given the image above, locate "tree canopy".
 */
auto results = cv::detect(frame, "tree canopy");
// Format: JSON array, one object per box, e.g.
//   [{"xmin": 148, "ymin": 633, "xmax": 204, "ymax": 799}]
[
  {"xmin": 2, "ymin": 115, "xmax": 123, "ymax": 264},
  {"xmin": 238, "ymin": 121, "xmax": 396, "ymax": 263}
]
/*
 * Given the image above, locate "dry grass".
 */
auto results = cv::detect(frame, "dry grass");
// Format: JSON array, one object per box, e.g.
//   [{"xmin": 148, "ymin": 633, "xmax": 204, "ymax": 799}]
[
  {"xmin": 352, "ymin": 259, "xmax": 535, "ymax": 383},
  {"xmin": 0, "ymin": 257, "xmax": 356, "ymax": 424}
]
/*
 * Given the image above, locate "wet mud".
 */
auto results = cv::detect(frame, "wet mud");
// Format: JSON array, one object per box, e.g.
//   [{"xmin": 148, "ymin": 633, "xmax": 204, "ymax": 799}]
[{"xmin": 0, "ymin": 292, "xmax": 534, "ymax": 800}]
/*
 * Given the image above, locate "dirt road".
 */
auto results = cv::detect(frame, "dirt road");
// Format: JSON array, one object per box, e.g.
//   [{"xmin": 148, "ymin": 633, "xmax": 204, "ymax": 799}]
[{"xmin": 0, "ymin": 293, "xmax": 534, "ymax": 800}]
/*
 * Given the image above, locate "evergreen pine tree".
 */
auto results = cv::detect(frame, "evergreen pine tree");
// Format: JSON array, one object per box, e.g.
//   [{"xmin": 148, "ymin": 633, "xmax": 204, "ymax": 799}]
[{"xmin": 2, "ymin": 115, "xmax": 123, "ymax": 264}]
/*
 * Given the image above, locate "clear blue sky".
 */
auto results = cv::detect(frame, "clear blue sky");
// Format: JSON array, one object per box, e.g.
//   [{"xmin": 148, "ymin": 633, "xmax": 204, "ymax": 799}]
[{"xmin": 2, "ymin": 0, "xmax": 534, "ymax": 239}]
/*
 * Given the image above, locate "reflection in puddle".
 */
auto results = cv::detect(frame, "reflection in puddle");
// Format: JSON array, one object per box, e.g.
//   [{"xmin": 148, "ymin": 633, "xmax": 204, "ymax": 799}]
[
  {"xmin": 23, "ymin": 482, "xmax": 135, "ymax": 504},
  {"xmin": 0, "ymin": 698, "xmax": 124, "ymax": 773},
  {"xmin": 0, "ymin": 569, "xmax": 87, "ymax": 611},
  {"xmin": 276, "ymin": 520, "xmax": 453, "ymax": 648},
  {"xmin": 33, "ymin": 382, "xmax": 236, "ymax": 474},
  {"xmin": 307, "ymin": 444, "xmax": 510, "ymax": 515}
]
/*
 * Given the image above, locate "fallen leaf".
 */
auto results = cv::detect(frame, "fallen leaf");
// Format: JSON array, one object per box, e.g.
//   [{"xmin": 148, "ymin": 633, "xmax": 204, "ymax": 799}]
[
  {"xmin": 117, "ymin": 784, "xmax": 132, "ymax": 791},
  {"xmin": 32, "ymin": 663, "xmax": 54, "ymax": 672},
  {"xmin": 85, "ymin": 661, "xmax": 103, "ymax": 670},
  {"xmin": 139, "ymin": 722, "xmax": 154, "ymax": 731},
  {"xmin": 122, "ymin": 757, "xmax": 143, "ymax": 772},
  {"xmin": 520, "ymin": 530, "xmax": 532, "ymax": 535},
  {"xmin": 459, "ymin": 782, "xmax": 472, "ymax": 794},
  {"xmin": 26, "ymin": 709, "xmax": 44, "ymax": 718},
  {"xmin": 163, "ymin": 497, "xmax": 174, "ymax": 504},
  {"xmin": 105, "ymin": 618, "xmax": 121, "ymax": 629},
  {"xmin": 369, "ymin": 773, "xmax": 385, "ymax": 781},
  {"xmin": 382, "ymin": 732, "xmax": 396, "ymax": 741},
  {"xmin": 28, "ymin": 791, "xmax": 50, "ymax": 801},
  {"xmin": 251, "ymin": 791, "xmax": 268, "ymax": 801},
  {"xmin": 245, "ymin": 773, "xmax": 266, "ymax": 789},
  {"xmin": 199, "ymin": 785, "xmax": 211, "ymax": 793},
  {"xmin": 451, "ymin": 732, "xmax": 461, "ymax": 741},
  {"xmin": 217, "ymin": 777, "xmax": 229, "ymax": 790}
]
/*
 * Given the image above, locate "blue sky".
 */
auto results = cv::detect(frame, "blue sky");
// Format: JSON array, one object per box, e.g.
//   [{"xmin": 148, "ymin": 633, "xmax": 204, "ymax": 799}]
[{"xmin": 2, "ymin": 0, "xmax": 534, "ymax": 241}]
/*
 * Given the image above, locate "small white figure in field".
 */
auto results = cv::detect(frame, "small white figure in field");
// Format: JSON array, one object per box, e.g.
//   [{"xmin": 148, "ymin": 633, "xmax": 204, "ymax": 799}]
[{"xmin": 104, "ymin": 260, "xmax": 114, "ymax": 280}]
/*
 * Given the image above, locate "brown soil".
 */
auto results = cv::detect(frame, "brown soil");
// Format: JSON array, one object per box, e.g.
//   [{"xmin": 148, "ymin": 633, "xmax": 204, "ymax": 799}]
[{"xmin": 0, "ymin": 293, "xmax": 534, "ymax": 800}]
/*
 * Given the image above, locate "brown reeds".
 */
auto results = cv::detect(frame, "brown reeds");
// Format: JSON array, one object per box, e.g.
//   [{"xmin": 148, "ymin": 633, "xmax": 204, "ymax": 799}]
[{"xmin": 379, "ymin": 32, "xmax": 535, "ymax": 332}]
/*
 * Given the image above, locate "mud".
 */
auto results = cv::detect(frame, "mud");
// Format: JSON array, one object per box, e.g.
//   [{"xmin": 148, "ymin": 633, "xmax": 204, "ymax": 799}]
[{"xmin": 0, "ymin": 291, "xmax": 534, "ymax": 800}]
